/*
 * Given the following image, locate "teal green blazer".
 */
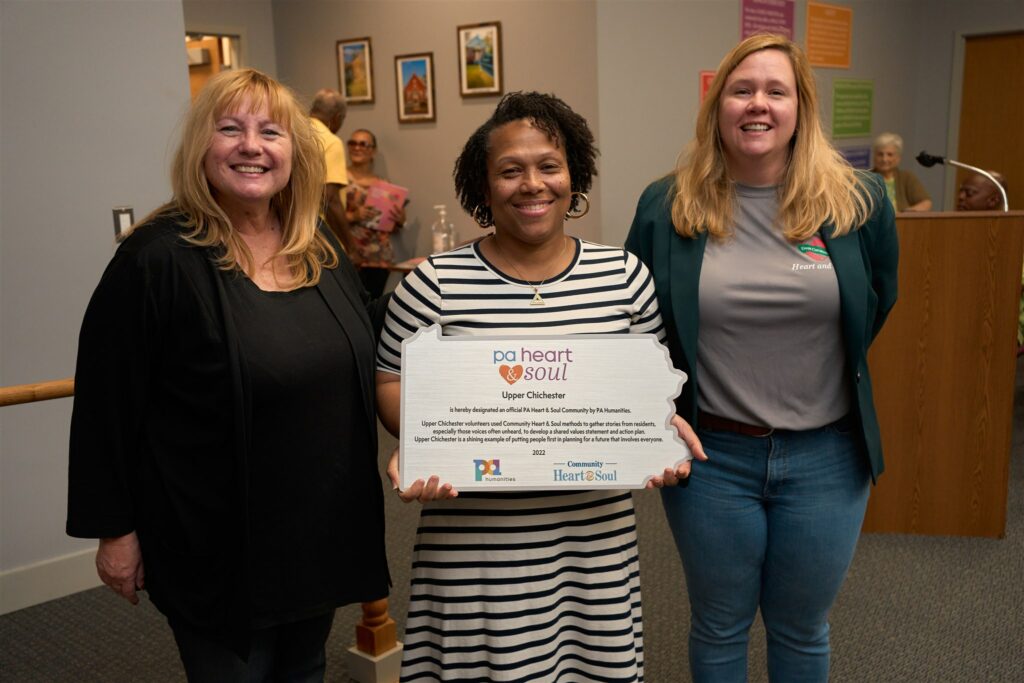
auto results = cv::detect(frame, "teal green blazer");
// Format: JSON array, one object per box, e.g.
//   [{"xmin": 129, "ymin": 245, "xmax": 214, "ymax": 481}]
[{"xmin": 625, "ymin": 174, "xmax": 898, "ymax": 480}]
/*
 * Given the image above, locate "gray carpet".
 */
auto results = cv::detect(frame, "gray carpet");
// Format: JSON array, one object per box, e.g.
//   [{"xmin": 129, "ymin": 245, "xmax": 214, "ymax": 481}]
[{"xmin": 3, "ymin": 365, "xmax": 1023, "ymax": 682}]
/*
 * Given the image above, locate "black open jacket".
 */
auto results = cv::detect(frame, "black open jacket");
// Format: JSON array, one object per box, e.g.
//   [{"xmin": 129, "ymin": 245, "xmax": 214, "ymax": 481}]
[{"xmin": 67, "ymin": 211, "xmax": 390, "ymax": 643}]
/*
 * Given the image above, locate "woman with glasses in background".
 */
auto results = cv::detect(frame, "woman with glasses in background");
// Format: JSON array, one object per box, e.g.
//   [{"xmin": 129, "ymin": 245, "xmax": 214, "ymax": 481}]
[{"xmin": 345, "ymin": 129, "xmax": 408, "ymax": 297}]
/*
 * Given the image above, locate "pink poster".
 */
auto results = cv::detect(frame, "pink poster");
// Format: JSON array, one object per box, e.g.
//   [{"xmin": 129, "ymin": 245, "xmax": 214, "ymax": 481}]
[{"xmin": 741, "ymin": 0, "xmax": 795, "ymax": 40}]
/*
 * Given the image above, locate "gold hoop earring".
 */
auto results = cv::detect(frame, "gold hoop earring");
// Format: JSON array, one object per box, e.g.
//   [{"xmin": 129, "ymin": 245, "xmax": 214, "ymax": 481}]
[
  {"xmin": 472, "ymin": 205, "xmax": 494, "ymax": 228},
  {"xmin": 565, "ymin": 192, "xmax": 590, "ymax": 220}
]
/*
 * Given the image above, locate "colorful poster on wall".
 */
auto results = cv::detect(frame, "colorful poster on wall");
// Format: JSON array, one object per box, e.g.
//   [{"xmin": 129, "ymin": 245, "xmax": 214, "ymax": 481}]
[
  {"xmin": 832, "ymin": 79, "xmax": 873, "ymax": 138},
  {"xmin": 839, "ymin": 146, "xmax": 872, "ymax": 169},
  {"xmin": 741, "ymin": 0, "xmax": 795, "ymax": 40},
  {"xmin": 700, "ymin": 71, "xmax": 716, "ymax": 104},
  {"xmin": 806, "ymin": 2, "xmax": 853, "ymax": 68}
]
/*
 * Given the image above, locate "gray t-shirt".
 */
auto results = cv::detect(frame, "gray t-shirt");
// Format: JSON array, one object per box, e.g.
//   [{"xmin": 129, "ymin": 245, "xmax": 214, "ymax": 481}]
[{"xmin": 696, "ymin": 183, "xmax": 851, "ymax": 430}]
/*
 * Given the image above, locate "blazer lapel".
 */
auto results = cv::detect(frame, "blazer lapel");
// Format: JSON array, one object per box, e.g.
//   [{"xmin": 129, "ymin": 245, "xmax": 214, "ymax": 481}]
[
  {"xmin": 821, "ymin": 225, "xmax": 866, "ymax": 363},
  {"xmin": 668, "ymin": 227, "xmax": 707, "ymax": 378},
  {"xmin": 316, "ymin": 269, "xmax": 376, "ymax": 426},
  {"xmin": 319, "ymin": 267, "xmax": 373, "ymax": 341},
  {"xmin": 317, "ymin": 224, "xmax": 374, "ymax": 347}
]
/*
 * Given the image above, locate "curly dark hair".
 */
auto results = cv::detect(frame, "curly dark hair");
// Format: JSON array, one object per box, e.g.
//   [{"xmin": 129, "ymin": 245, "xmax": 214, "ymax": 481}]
[{"xmin": 453, "ymin": 91, "xmax": 598, "ymax": 227}]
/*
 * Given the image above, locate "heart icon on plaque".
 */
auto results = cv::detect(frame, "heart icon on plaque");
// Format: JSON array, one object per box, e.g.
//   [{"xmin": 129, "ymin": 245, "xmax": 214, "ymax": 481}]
[{"xmin": 499, "ymin": 364, "xmax": 524, "ymax": 384}]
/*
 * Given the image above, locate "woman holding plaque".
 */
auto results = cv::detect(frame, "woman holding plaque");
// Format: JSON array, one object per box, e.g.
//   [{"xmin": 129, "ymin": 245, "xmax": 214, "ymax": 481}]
[
  {"xmin": 376, "ymin": 92, "xmax": 705, "ymax": 681},
  {"xmin": 626, "ymin": 35, "xmax": 898, "ymax": 682}
]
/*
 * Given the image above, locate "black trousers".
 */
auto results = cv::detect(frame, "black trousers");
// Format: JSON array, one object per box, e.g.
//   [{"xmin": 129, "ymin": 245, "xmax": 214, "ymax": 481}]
[{"xmin": 169, "ymin": 611, "xmax": 336, "ymax": 683}]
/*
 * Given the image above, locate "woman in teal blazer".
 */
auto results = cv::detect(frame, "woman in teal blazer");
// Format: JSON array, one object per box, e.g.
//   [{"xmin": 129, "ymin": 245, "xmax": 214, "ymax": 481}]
[{"xmin": 626, "ymin": 35, "xmax": 897, "ymax": 683}]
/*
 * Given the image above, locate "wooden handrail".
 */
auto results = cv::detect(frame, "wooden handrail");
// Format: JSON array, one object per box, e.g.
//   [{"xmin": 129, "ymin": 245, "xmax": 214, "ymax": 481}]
[{"xmin": 0, "ymin": 378, "xmax": 74, "ymax": 407}]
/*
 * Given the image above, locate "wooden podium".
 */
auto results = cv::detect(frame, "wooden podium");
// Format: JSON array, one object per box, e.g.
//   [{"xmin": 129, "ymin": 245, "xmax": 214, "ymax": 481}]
[{"xmin": 863, "ymin": 211, "xmax": 1024, "ymax": 538}]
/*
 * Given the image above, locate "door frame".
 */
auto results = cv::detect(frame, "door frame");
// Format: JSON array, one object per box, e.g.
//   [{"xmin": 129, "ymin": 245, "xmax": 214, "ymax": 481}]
[
  {"xmin": 185, "ymin": 23, "xmax": 249, "ymax": 72},
  {"xmin": 944, "ymin": 29, "xmax": 1024, "ymax": 209}
]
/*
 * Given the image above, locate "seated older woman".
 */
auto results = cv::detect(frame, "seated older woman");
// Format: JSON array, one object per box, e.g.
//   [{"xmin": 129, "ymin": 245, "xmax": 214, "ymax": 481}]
[
  {"xmin": 870, "ymin": 131, "xmax": 932, "ymax": 211},
  {"xmin": 67, "ymin": 69, "xmax": 389, "ymax": 681}
]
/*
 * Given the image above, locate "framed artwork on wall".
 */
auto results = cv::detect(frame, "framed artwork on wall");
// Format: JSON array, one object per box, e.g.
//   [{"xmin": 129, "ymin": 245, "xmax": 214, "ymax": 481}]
[
  {"xmin": 337, "ymin": 37, "xmax": 374, "ymax": 104},
  {"xmin": 395, "ymin": 52, "xmax": 436, "ymax": 123},
  {"xmin": 457, "ymin": 21, "xmax": 502, "ymax": 97}
]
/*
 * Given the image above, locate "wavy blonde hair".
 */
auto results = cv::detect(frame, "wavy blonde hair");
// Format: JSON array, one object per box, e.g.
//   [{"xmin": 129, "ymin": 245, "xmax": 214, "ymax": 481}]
[
  {"xmin": 168, "ymin": 68, "xmax": 336, "ymax": 288},
  {"xmin": 672, "ymin": 34, "xmax": 872, "ymax": 241}
]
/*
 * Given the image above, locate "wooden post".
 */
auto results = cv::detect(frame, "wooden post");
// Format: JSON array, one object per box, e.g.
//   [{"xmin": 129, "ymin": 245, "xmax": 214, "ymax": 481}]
[
  {"xmin": 347, "ymin": 598, "xmax": 403, "ymax": 682},
  {"xmin": 355, "ymin": 598, "xmax": 397, "ymax": 655}
]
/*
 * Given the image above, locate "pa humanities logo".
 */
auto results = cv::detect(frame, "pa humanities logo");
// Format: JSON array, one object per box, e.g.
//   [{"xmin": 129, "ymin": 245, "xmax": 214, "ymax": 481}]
[{"xmin": 474, "ymin": 459, "xmax": 501, "ymax": 481}]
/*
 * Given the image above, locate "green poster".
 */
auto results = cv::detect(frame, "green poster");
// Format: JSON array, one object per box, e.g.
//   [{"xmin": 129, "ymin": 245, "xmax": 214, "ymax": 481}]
[{"xmin": 832, "ymin": 79, "xmax": 873, "ymax": 138}]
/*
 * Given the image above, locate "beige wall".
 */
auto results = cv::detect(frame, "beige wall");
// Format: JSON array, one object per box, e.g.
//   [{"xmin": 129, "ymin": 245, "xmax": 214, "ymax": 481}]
[
  {"xmin": 272, "ymin": 0, "xmax": 602, "ymax": 260},
  {"xmin": 1, "ymin": 0, "xmax": 190, "ymax": 612}
]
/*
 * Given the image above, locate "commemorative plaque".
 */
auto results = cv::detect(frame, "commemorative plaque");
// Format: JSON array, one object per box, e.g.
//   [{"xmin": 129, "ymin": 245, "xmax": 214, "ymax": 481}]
[{"xmin": 399, "ymin": 325, "xmax": 691, "ymax": 490}]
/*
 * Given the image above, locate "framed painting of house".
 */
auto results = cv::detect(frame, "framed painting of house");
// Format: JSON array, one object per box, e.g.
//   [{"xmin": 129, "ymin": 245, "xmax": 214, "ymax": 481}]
[
  {"xmin": 337, "ymin": 37, "xmax": 374, "ymax": 104},
  {"xmin": 395, "ymin": 52, "xmax": 436, "ymax": 123},
  {"xmin": 457, "ymin": 22, "xmax": 502, "ymax": 97}
]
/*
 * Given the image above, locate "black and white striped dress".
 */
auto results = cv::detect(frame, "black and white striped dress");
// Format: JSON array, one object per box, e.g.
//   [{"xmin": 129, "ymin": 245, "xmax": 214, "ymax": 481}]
[{"xmin": 377, "ymin": 238, "xmax": 665, "ymax": 682}]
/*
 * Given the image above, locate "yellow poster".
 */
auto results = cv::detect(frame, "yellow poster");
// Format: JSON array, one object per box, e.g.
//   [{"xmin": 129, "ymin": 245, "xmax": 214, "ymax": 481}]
[{"xmin": 806, "ymin": 2, "xmax": 853, "ymax": 69}]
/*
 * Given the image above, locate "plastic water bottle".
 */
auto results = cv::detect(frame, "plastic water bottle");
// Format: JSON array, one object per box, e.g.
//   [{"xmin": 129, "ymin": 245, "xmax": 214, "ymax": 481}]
[{"xmin": 431, "ymin": 204, "xmax": 456, "ymax": 254}]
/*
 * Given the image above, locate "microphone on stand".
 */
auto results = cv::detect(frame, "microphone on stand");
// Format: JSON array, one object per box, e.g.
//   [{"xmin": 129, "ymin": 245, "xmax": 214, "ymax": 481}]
[{"xmin": 916, "ymin": 151, "xmax": 1009, "ymax": 211}]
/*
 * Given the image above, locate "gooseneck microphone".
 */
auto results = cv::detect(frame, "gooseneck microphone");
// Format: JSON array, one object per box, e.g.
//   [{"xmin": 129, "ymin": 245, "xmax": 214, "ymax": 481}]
[
  {"xmin": 916, "ymin": 150, "xmax": 1009, "ymax": 211},
  {"xmin": 915, "ymin": 151, "xmax": 945, "ymax": 168}
]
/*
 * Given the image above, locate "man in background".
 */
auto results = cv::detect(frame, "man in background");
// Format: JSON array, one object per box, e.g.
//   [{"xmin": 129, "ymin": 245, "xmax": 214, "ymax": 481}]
[
  {"xmin": 310, "ymin": 88, "xmax": 351, "ymax": 250},
  {"xmin": 957, "ymin": 170, "xmax": 1007, "ymax": 211},
  {"xmin": 956, "ymin": 169, "xmax": 1019, "ymax": 348}
]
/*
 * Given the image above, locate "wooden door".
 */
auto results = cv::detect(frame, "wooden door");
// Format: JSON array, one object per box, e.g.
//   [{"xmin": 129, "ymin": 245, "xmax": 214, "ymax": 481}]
[
  {"xmin": 957, "ymin": 32, "xmax": 1024, "ymax": 209},
  {"xmin": 186, "ymin": 37, "xmax": 222, "ymax": 101}
]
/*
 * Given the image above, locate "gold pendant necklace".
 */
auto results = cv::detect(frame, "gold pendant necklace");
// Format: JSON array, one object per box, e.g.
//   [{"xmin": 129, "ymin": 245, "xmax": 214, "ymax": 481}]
[{"xmin": 491, "ymin": 235, "xmax": 568, "ymax": 306}]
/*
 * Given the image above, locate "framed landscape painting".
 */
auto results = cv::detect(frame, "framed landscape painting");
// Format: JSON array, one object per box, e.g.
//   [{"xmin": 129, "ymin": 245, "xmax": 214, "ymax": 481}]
[
  {"xmin": 457, "ymin": 22, "xmax": 502, "ymax": 97},
  {"xmin": 395, "ymin": 53, "xmax": 436, "ymax": 123},
  {"xmin": 337, "ymin": 37, "xmax": 374, "ymax": 104}
]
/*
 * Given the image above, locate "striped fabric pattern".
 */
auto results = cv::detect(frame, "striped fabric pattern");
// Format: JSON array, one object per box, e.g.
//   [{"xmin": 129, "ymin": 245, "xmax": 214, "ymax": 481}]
[
  {"xmin": 378, "ymin": 238, "xmax": 665, "ymax": 371},
  {"xmin": 378, "ymin": 238, "xmax": 664, "ymax": 681}
]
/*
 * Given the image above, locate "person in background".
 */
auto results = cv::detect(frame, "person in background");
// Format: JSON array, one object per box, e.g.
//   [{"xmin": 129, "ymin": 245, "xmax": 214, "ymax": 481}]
[
  {"xmin": 957, "ymin": 170, "xmax": 1007, "ymax": 211},
  {"xmin": 870, "ymin": 131, "xmax": 932, "ymax": 211},
  {"xmin": 345, "ymin": 129, "xmax": 407, "ymax": 297},
  {"xmin": 955, "ymin": 169, "xmax": 1020, "ymax": 347},
  {"xmin": 309, "ymin": 88, "xmax": 352, "ymax": 251},
  {"xmin": 627, "ymin": 34, "xmax": 897, "ymax": 682},
  {"xmin": 375, "ymin": 91, "xmax": 705, "ymax": 681},
  {"xmin": 67, "ymin": 69, "xmax": 390, "ymax": 682}
]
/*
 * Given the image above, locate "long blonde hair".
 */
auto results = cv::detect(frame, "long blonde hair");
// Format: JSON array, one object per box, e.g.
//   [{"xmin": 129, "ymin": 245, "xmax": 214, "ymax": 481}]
[
  {"xmin": 672, "ymin": 34, "xmax": 871, "ymax": 241},
  {"xmin": 169, "ymin": 68, "xmax": 336, "ymax": 287}
]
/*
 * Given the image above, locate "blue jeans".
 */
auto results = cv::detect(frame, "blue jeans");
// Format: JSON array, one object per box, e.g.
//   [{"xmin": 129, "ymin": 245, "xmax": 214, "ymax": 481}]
[{"xmin": 661, "ymin": 420, "xmax": 870, "ymax": 683}]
